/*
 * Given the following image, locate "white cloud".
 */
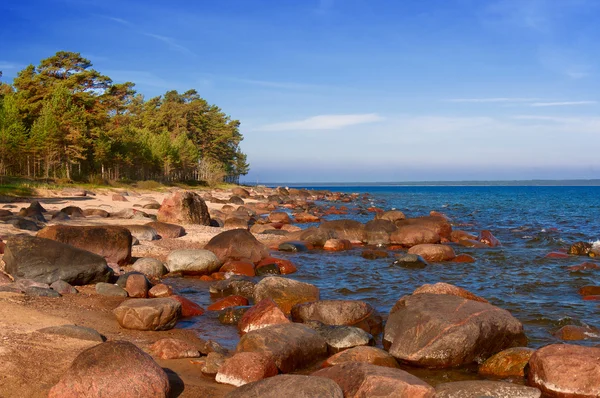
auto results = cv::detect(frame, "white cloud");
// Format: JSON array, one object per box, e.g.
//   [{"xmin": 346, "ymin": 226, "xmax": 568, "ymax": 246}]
[
  {"xmin": 142, "ymin": 33, "xmax": 196, "ymax": 57},
  {"xmin": 257, "ymin": 113, "xmax": 384, "ymax": 131},
  {"xmin": 445, "ymin": 98, "xmax": 541, "ymax": 103},
  {"xmin": 530, "ymin": 101, "xmax": 597, "ymax": 107},
  {"xmin": 0, "ymin": 62, "xmax": 21, "ymax": 70},
  {"xmin": 229, "ymin": 77, "xmax": 327, "ymax": 91}
]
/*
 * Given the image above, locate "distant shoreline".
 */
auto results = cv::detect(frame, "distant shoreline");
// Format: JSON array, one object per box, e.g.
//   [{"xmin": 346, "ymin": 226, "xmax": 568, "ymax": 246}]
[{"xmin": 242, "ymin": 179, "xmax": 600, "ymax": 187}]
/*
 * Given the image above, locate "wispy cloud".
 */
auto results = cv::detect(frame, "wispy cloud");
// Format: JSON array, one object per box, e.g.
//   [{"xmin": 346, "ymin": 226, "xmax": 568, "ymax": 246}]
[
  {"xmin": 104, "ymin": 70, "xmax": 180, "ymax": 90},
  {"xmin": 445, "ymin": 98, "xmax": 541, "ymax": 103},
  {"xmin": 142, "ymin": 33, "xmax": 196, "ymax": 57},
  {"xmin": 229, "ymin": 77, "xmax": 327, "ymax": 91},
  {"xmin": 257, "ymin": 113, "xmax": 384, "ymax": 131},
  {"xmin": 530, "ymin": 101, "xmax": 597, "ymax": 107},
  {"xmin": 0, "ymin": 62, "xmax": 22, "ymax": 70},
  {"xmin": 95, "ymin": 14, "xmax": 132, "ymax": 26}
]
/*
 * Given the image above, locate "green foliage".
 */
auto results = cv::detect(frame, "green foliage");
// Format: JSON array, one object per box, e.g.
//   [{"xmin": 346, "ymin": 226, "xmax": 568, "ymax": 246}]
[{"xmin": 1, "ymin": 51, "xmax": 249, "ymax": 184}]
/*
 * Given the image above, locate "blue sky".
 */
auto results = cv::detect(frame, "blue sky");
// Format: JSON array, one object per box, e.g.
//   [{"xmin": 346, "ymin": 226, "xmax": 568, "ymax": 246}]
[{"xmin": 1, "ymin": 0, "xmax": 600, "ymax": 182}]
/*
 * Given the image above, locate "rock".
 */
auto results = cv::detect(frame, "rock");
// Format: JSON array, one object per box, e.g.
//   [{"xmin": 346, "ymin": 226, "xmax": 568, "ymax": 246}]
[
  {"xmin": 143, "ymin": 202, "xmax": 161, "ymax": 210},
  {"xmin": 229, "ymin": 195, "xmax": 245, "ymax": 205},
  {"xmin": 82, "ymin": 208, "xmax": 110, "ymax": 217},
  {"xmin": 453, "ymin": 253, "xmax": 476, "ymax": 263},
  {"xmin": 122, "ymin": 224, "xmax": 159, "ymax": 241},
  {"xmin": 200, "ymin": 352, "xmax": 227, "ymax": 376},
  {"xmin": 204, "ymin": 229, "xmax": 269, "ymax": 264},
  {"xmin": 232, "ymin": 187, "xmax": 251, "ymax": 198},
  {"xmin": 113, "ymin": 298, "xmax": 182, "ymax": 331},
  {"xmin": 219, "ymin": 306, "xmax": 250, "ymax": 325},
  {"xmin": 96, "ymin": 282, "xmax": 128, "ymax": 297},
  {"xmin": 60, "ymin": 188, "xmax": 87, "ymax": 197},
  {"xmin": 375, "ymin": 210, "xmax": 406, "ymax": 223},
  {"xmin": 210, "ymin": 278, "xmax": 255, "ymax": 299},
  {"xmin": 278, "ymin": 241, "xmax": 308, "ymax": 252},
  {"xmin": 256, "ymin": 257, "xmax": 297, "ymax": 275},
  {"xmin": 391, "ymin": 253, "xmax": 429, "ymax": 268},
  {"xmin": 479, "ymin": 347, "xmax": 535, "ymax": 378},
  {"xmin": 291, "ymin": 300, "xmax": 383, "ymax": 335},
  {"xmin": 313, "ymin": 362, "xmax": 435, "ymax": 398},
  {"xmin": 268, "ymin": 211, "xmax": 292, "ymax": 224},
  {"xmin": 37, "ymin": 225, "xmax": 132, "ymax": 265},
  {"xmin": 254, "ymin": 276, "xmax": 320, "ymax": 314},
  {"xmin": 412, "ymin": 282, "xmax": 489, "ymax": 303},
  {"xmin": 224, "ymin": 374, "xmax": 343, "ymax": 398},
  {"xmin": 48, "ymin": 341, "xmax": 169, "ymax": 398},
  {"xmin": 50, "ymin": 280, "xmax": 78, "ymax": 294},
  {"xmin": 223, "ymin": 216, "xmax": 249, "ymax": 230},
  {"xmin": 14, "ymin": 278, "xmax": 49, "ymax": 290},
  {"xmin": 133, "ymin": 257, "xmax": 167, "ymax": 277},
  {"xmin": 435, "ymin": 381, "xmax": 541, "ymax": 398},
  {"xmin": 568, "ymin": 262, "xmax": 600, "ymax": 271},
  {"xmin": 324, "ymin": 239, "xmax": 353, "ymax": 251},
  {"xmin": 384, "ymin": 293, "xmax": 526, "ymax": 368},
  {"xmin": 166, "ymin": 249, "xmax": 220, "ymax": 275},
  {"xmin": 450, "ymin": 229, "xmax": 478, "ymax": 243},
  {"xmin": 60, "ymin": 206, "xmax": 85, "ymax": 217},
  {"xmin": 361, "ymin": 249, "xmax": 389, "ymax": 259},
  {"xmin": 25, "ymin": 286, "xmax": 61, "ymax": 297},
  {"xmin": 115, "ymin": 271, "xmax": 144, "ymax": 288},
  {"xmin": 390, "ymin": 225, "xmax": 441, "ymax": 247},
  {"xmin": 38, "ymin": 325, "xmax": 104, "ymax": 342},
  {"xmin": 112, "ymin": 194, "xmax": 128, "ymax": 202},
  {"xmin": 125, "ymin": 273, "xmax": 150, "ymax": 298},
  {"xmin": 9, "ymin": 217, "xmax": 43, "ymax": 231},
  {"xmin": 148, "ymin": 284, "xmax": 173, "ymax": 298},
  {"xmin": 146, "ymin": 221, "xmax": 185, "ymax": 238},
  {"xmin": 170, "ymin": 295, "xmax": 205, "ymax": 317},
  {"xmin": 320, "ymin": 219, "xmax": 366, "ymax": 243},
  {"xmin": 364, "ymin": 219, "xmax": 397, "ymax": 245},
  {"xmin": 4, "ymin": 235, "xmax": 112, "ymax": 285},
  {"xmin": 150, "ymin": 338, "xmax": 200, "ymax": 359},
  {"xmin": 216, "ymin": 352, "xmax": 278, "ymax": 387},
  {"xmin": 51, "ymin": 211, "xmax": 70, "ymax": 221},
  {"xmin": 208, "ymin": 295, "xmax": 249, "ymax": 311},
  {"xmin": 528, "ymin": 344, "xmax": 600, "ymax": 397},
  {"xmin": 307, "ymin": 321, "xmax": 373, "ymax": 353},
  {"xmin": 157, "ymin": 190, "xmax": 211, "ymax": 225},
  {"xmin": 293, "ymin": 212, "xmax": 320, "ymax": 223},
  {"xmin": 219, "ymin": 260, "xmax": 256, "ymax": 276},
  {"xmin": 238, "ymin": 298, "xmax": 290, "ymax": 333},
  {"xmin": 323, "ymin": 346, "xmax": 400, "ymax": 368},
  {"xmin": 237, "ymin": 323, "xmax": 328, "ymax": 373},
  {"xmin": 407, "ymin": 243, "xmax": 455, "ymax": 262},
  {"xmin": 554, "ymin": 325, "xmax": 600, "ymax": 340},
  {"xmin": 568, "ymin": 241, "xmax": 593, "ymax": 255},
  {"xmin": 477, "ymin": 230, "xmax": 501, "ymax": 247},
  {"xmin": 395, "ymin": 216, "xmax": 452, "ymax": 240},
  {"xmin": 579, "ymin": 285, "xmax": 600, "ymax": 295}
]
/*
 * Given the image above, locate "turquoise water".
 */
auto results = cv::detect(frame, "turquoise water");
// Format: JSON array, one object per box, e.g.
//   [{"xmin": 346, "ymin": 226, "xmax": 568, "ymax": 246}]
[{"xmin": 174, "ymin": 186, "xmax": 600, "ymax": 351}]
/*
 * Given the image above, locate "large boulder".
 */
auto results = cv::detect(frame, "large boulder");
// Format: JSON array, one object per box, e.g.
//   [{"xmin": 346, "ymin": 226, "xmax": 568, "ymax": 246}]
[
  {"xmin": 364, "ymin": 219, "xmax": 397, "ymax": 245},
  {"xmin": 123, "ymin": 225, "xmax": 159, "ymax": 241},
  {"xmin": 37, "ymin": 225, "xmax": 132, "ymax": 265},
  {"xmin": 238, "ymin": 298, "xmax": 290, "ymax": 333},
  {"xmin": 237, "ymin": 323, "xmax": 328, "ymax": 373},
  {"xmin": 407, "ymin": 244, "xmax": 455, "ymax": 262},
  {"xmin": 254, "ymin": 276, "xmax": 320, "ymax": 314},
  {"xmin": 3, "ymin": 236, "xmax": 112, "ymax": 285},
  {"xmin": 291, "ymin": 300, "xmax": 383, "ymax": 336},
  {"xmin": 384, "ymin": 293, "xmax": 526, "ymax": 368},
  {"xmin": 313, "ymin": 362, "xmax": 435, "ymax": 398},
  {"xmin": 113, "ymin": 298, "xmax": 182, "ymax": 331},
  {"xmin": 394, "ymin": 216, "xmax": 452, "ymax": 240},
  {"xmin": 166, "ymin": 249, "xmax": 220, "ymax": 275},
  {"xmin": 157, "ymin": 190, "xmax": 211, "ymax": 225},
  {"xmin": 146, "ymin": 221, "xmax": 185, "ymax": 238},
  {"xmin": 412, "ymin": 282, "xmax": 488, "ymax": 303},
  {"xmin": 390, "ymin": 225, "xmax": 441, "ymax": 247},
  {"xmin": 319, "ymin": 219, "xmax": 366, "ymax": 244},
  {"xmin": 528, "ymin": 344, "xmax": 600, "ymax": 397},
  {"xmin": 216, "ymin": 352, "xmax": 278, "ymax": 387},
  {"xmin": 48, "ymin": 341, "xmax": 170, "ymax": 398},
  {"xmin": 204, "ymin": 229, "xmax": 269, "ymax": 264},
  {"xmin": 435, "ymin": 381, "xmax": 540, "ymax": 398},
  {"xmin": 323, "ymin": 346, "xmax": 400, "ymax": 368},
  {"xmin": 375, "ymin": 210, "xmax": 406, "ymax": 223},
  {"xmin": 225, "ymin": 375, "xmax": 343, "ymax": 398}
]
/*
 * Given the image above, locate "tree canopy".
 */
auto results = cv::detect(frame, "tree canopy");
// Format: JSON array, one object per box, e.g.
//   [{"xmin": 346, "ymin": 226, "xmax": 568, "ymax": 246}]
[{"xmin": 0, "ymin": 51, "xmax": 249, "ymax": 183}]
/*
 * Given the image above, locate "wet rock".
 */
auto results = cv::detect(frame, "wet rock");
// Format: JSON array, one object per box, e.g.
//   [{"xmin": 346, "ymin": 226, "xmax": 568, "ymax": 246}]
[
  {"xmin": 237, "ymin": 323, "xmax": 327, "ymax": 373},
  {"xmin": 204, "ymin": 229, "xmax": 269, "ymax": 264},
  {"xmin": 238, "ymin": 298, "xmax": 290, "ymax": 333},
  {"xmin": 391, "ymin": 253, "xmax": 429, "ymax": 268},
  {"xmin": 150, "ymin": 338, "xmax": 200, "ymax": 359},
  {"xmin": 306, "ymin": 321, "xmax": 373, "ymax": 353},
  {"xmin": 38, "ymin": 325, "xmax": 104, "ymax": 342},
  {"xmin": 208, "ymin": 295, "xmax": 249, "ymax": 311},
  {"xmin": 390, "ymin": 225, "xmax": 441, "ymax": 247},
  {"xmin": 364, "ymin": 219, "xmax": 397, "ymax": 245},
  {"xmin": 450, "ymin": 229, "xmax": 478, "ymax": 243},
  {"xmin": 395, "ymin": 216, "xmax": 452, "ymax": 241},
  {"xmin": 216, "ymin": 352, "xmax": 278, "ymax": 387},
  {"xmin": 48, "ymin": 341, "xmax": 169, "ymax": 398},
  {"xmin": 554, "ymin": 324, "xmax": 600, "ymax": 341},
  {"xmin": 4, "ymin": 236, "xmax": 112, "ymax": 285},
  {"xmin": 170, "ymin": 295, "xmax": 205, "ymax": 317},
  {"xmin": 435, "ymin": 381, "xmax": 540, "ymax": 398},
  {"xmin": 50, "ymin": 280, "xmax": 78, "ymax": 294},
  {"xmin": 384, "ymin": 293, "xmax": 526, "ymax": 368},
  {"xmin": 210, "ymin": 278, "xmax": 255, "ymax": 299},
  {"xmin": 113, "ymin": 298, "xmax": 181, "ymax": 331},
  {"xmin": 96, "ymin": 282, "xmax": 128, "ymax": 297},
  {"xmin": 320, "ymin": 219, "xmax": 366, "ymax": 243},
  {"xmin": 25, "ymin": 286, "xmax": 61, "ymax": 297},
  {"xmin": 453, "ymin": 253, "xmax": 476, "ymax": 263},
  {"xmin": 323, "ymin": 346, "xmax": 400, "ymax": 368},
  {"xmin": 145, "ymin": 221, "xmax": 185, "ymax": 238},
  {"xmin": 546, "ymin": 251, "xmax": 569, "ymax": 259},
  {"xmin": 291, "ymin": 299, "xmax": 383, "ymax": 336},
  {"xmin": 253, "ymin": 276, "xmax": 319, "ymax": 314},
  {"xmin": 148, "ymin": 283, "xmax": 173, "ymax": 298},
  {"xmin": 293, "ymin": 212, "xmax": 320, "ymax": 223},
  {"xmin": 313, "ymin": 362, "xmax": 435, "ymax": 398},
  {"xmin": 200, "ymin": 352, "xmax": 227, "ymax": 376},
  {"xmin": 568, "ymin": 262, "xmax": 600, "ymax": 271},
  {"xmin": 255, "ymin": 263, "xmax": 281, "ymax": 276},
  {"xmin": 157, "ymin": 190, "xmax": 211, "ymax": 225},
  {"xmin": 412, "ymin": 282, "xmax": 489, "ymax": 303},
  {"xmin": 219, "ymin": 306, "xmax": 250, "ymax": 325},
  {"xmin": 361, "ymin": 249, "xmax": 389, "ymax": 259},
  {"xmin": 579, "ymin": 285, "xmax": 600, "ymax": 296},
  {"xmin": 375, "ymin": 210, "xmax": 406, "ymax": 223},
  {"xmin": 478, "ymin": 230, "xmax": 501, "ymax": 247},
  {"xmin": 324, "ymin": 238, "xmax": 353, "ymax": 251},
  {"xmin": 278, "ymin": 241, "xmax": 308, "ymax": 252},
  {"xmin": 166, "ymin": 249, "xmax": 220, "ymax": 275},
  {"xmin": 224, "ymin": 374, "xmax": 343, "ymax": 398},
  {"xmin": 257, "ymin": 256, "xmax": 297, "ymax": 275},
  {"xmin": 568, "ymin": 241, "xmax": 593, "ymax": 255},
  {"xmin": 407, "ymin": 243, "xmax": 455, "ymax": 262},
  {"xmin": 133, "ymin": 257, "xmax": 167, "ymax": 278},
  {"xmin": 479, "ymin": 347, "xmax": 535, "ymax": 378},
  {"xmin": 37, "ymin": 225, "xmax": 132, "ymax": 266},
  {"xmin": 125, "ymin": 273, "xmax": 150, "ymax": 298},
  {"xmin": 220, "ymin": 260, "xmax": 255, "ymax": 276}
]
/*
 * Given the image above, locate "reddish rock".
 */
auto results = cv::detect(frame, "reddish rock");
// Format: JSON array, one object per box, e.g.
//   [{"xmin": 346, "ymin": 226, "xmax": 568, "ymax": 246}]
[
  {"xmin": 435, "ymin": 381, "xmax": 540, "ymax": 398},
  {"xmin": 208, "ymin": 295, "xmax": 249, "ymax": 311},
  {"xmin": 453, "ymin": 254, "xmax": 476, "ymax": 263},
  {"xmin": 384, "ymin": 293, "xmax": 526, "ymax": 368},
  {"xmin": 224, "ymin": 374, "xmax": 343, "ymax": 397},
  {"xmin": 395, "ymin": 216, "xmax": 452, "ymax": 241},
  {"xmin": 583, "ymin": 295, "xmax": 600, "ymax": 301},
  {"xmin": 125, "ymin": 273, "xmax": 149, "ymax": 298},
  {"xmin": 148, "ymin": 284, "xmax": 173, "ymax": 298},
  {"xmin": 390, "ymin": 225, "xmax": 441, "ymax": 247},
  {"xmin": 170, "ymin": 295, "xmax": 205, "ymax": 317},
  {"xmin": 199, "ymin": 275, "xmax": 214, "ymax": 281},
  {"xmin": 204, "ymin": 229, "xmax": 269, "ymax": 264},
  {"xmin": 150, "ymin": 338, "xmax": 200, "ymax": 359},
  {"xmin": 238, "ymin": 299, "xmax": 290, "ymax": 333},
  {"xmin": 430, "ymin": 210, "xmax": 451, "ymax": 221},
  {"xmin": 319, "ymin": 219, "xmax": 366, "ymax": 244},
  {"xmin": 48, "ymin": 341, "xmax": 169, "ymax": 398},
  {"xmin": 450, "ymin": 230, "xmax": 478, "ymax": 243},
  {"xmin": 323, "ymin": 239, "xmax": 353, "ymax": 251},
  {"xmin": 546, "ymin": 252, "xmax": 570, "ymax": 259},
  {"xmin": 232, "ymin": 187, "xmax": 251, "ymax": 198},
  {"xmin": 216, "ymin": 352, "xmax": 278, "ymax": 387},
  {"xmin": 412, "ymin": 282, "xmax": 488, "ymax": 303},
  {"xmin": 113, "ymin": 298, "xmax": 181, "ymax": 331},
  {"xmin": 364, "ymin": 219, "xmax": 397, "ymax": 245},
  {"xmin": 280, "ymin": 224, "xmax": 301, "ymax": 233},
  {"xmin": 568, "ymin": 262, "xmax": 600, "ymax": 271},
  {"xmin": 478, "ymin": 230, "xmax": 501, "ymax": 247},
  {"xmin": 313, "ymin": 362, "xmax": 435, "ymax": 398},
  {"xmin": 112, "ymin": 194, "xmax": 128, "ymax": 202},
  {"xmin": 478, "ymin": 347, "xmax": 535, "ymax": 378},
  {"xmin": 268, "ymin": 211, "xmax": 293, "ymax": 224},
  {"xmin": 237, "ymin": 323, "xmax": 328, "ymax": 373},
  {"xmin": 253, "ymin": 276, "xmax": 320, "ymax": 314},
  {"xmin": 528, "ymin": 344, "xmax": 600, "ymax": 397},
  {"xmin": 458, "ymin": 239, "xmax": 489, "ymax": 248},
  {"xmin": 220, "ymin": 260, "xmax": 255, "ymax": 277},
  {"xmin": 375, "ymin": 210, "xmax": 406, "ymax": 223},
  {"xmin": 323, "ymin": 346, "xmax": 400, "ymax": 368},
  {"xmin": 145, "ymin": 221, "xmax": 186, "ymax": 238},
  {"xmin": 407, "ymin": 244, "xmax": 456, "ymax": 262},
  {"xmin": 293, "ymin": 212, "xmax": 320, "ymax": 223},
  {"xmin": 257, "ymin": 257, "xmax": 297, "ymax": 275},
  {"xmin": 554, "ymin": 325, "xmax": 600, "ymax": 341},
  {"xmin": 361, "ymin": 249, "xmax": 389, "ymax": 260},
  {"xmin": 157, "ymin": 191, "xmax": 211, "ymax": 225},
  {"xmin": 291, "ymin": 300, "xmax": 383, "ymax": 336},
  {"xmin": 211, "ymin": 272, "xmax": 227, "ymax": 280},
  {"xmin": 579, "ymin": 285, "xmax": 600, "ymax": 296}
]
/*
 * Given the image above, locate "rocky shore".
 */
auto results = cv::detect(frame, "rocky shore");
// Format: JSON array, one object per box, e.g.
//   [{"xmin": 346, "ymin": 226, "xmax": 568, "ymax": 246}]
[{"xmin": 0, "ymin": 186, "xmax": 599, "ymax": 397}]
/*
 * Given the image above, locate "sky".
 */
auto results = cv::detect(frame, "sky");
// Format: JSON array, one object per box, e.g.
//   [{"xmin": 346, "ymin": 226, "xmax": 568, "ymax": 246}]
[{"xmin": 1, "ymin": 0, "xmax": 600, "ymax": 183}]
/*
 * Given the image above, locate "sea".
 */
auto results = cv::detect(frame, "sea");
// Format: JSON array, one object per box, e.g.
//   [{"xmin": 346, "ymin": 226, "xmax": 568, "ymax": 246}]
[{"xmin": 171, "ymin": 185, "xmax": 600, "ymax": 372}]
